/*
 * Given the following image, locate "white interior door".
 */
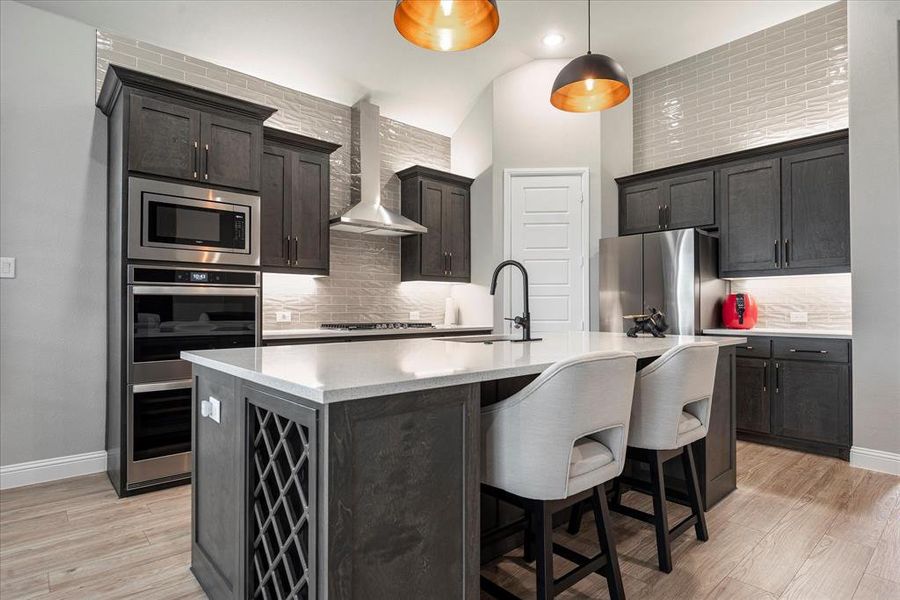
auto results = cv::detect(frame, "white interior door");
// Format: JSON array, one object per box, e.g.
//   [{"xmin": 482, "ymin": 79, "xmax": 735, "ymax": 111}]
[{"xmin": 506, "ymin": 171, "xmax": 587, "ymax": 333}]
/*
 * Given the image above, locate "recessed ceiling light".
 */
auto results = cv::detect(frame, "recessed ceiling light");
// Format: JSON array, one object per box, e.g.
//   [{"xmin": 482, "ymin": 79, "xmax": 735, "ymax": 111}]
[{"xmin": 542, "ymin": 32, "xmax": 565, "ymax": 47}]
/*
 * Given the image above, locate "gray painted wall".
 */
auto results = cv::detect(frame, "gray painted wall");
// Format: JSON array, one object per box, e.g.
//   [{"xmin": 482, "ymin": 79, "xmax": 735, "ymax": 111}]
[
  {"xmin": 847, "ymin": 1, "xmax": 900, "ymax": 457},
  {"xmin": 451, "ymin": 60, "xmax": 633, "ymax": 329},
  {"xmin": 1, "ymin": 1, "xmax": 107, "ymax": 465}
]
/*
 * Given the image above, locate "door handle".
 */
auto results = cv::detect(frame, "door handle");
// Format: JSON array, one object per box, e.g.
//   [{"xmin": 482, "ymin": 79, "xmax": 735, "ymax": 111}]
[
  {"xmin": 763, "ymin": 361, "xmax": 768, "ymax": 392},
  {"xmin": 204, "ymin": 144, "xmax": 210, "ymax": 180},
  {"xmin": 449, "ymin": 251, "xmax": 453, "ymax": 275},
  {"xmin": 784, "ymin": 239, "xmax": 790, "ymax": 266},
  {"xmin": 789, "ymin": 348, "xmax": 828, "ymax": 355},
  {"xmin": 192, "ymin": 141, "xmax": 199, "ymax": 178},
  {"xmin": 739, "ymin": 345, "xmax": 753, "ymax": 351},
  {"xmin": 294, "ymin": 236, "xmax": 299, "ymax": 266},
  {"xmin": 774, "ymin": 240, "xmax": 780, "ymax": 267},
  {"xmin": 284, "ymin": 236, "xmax": 291, "ymax": 265},
  {"xmin": 664, "ymin": 205, "xmax": 670, "ymax": 229},
  {"xmin": 775, "ymin": 362, "xmax": 781, "ymax": 393},
  {"xmin": 658, "ymin": 205, "xmax": 663, "ymax": 230}
]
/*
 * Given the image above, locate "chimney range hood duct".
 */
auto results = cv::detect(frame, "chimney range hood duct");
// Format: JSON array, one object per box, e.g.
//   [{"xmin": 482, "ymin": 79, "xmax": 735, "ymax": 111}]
[{"xmin": 330, "ymin": 101, "xmax": 427, "ymax": 236}]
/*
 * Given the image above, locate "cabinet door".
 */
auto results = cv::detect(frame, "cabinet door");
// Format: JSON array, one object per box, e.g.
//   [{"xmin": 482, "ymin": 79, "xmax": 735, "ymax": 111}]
[
  {"xmin": 200, "ymin": 112, "xmax": 262, "ymax": 191},
  {"xmin": 781, "ymin": 144, "xmax": 850, "ymax": 272},
  {"xmin": 292, "ymin": 150, "xmax": 330, "ymax": 272},
  {"xmin": 419, "ymin": 181, "xmax": 447, "ymax": 278},
  {"xmin": 444, "ymin": 184, "xmax": 470, "ymax": 279},
  {"xmin": 620, "ymin": 181, "xmax": 662, "ymax": 235},
  {"xmin": 773, "ymin": 361, "xmax": 850, "ymax": 446},
  {"xmin": 698, "ymin": 347, "xmax": 737, "ymax": 510},
  {"xmin": 664, "ymin": 170, "xmax": 715, "ymax": 230},
  {"xmin": 128, "ymin": 94, "xmax": 200, "ymax": 181},
  {"xmin": 260, "ymin": 145, "xmax": 292, "ymax": 268},
  {"xmin": 718, "ymin": 158, "xmax": 782, "ymax": 275},
  {"xmin": 735, "ymin": 358, "xmax": 771, "ymax": 434}
]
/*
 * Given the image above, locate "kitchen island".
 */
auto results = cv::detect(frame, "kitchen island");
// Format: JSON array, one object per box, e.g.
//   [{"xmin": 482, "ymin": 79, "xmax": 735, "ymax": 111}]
[{"xmin": 182, "ymin": 332, "xmax": 744, "ymax": 600}]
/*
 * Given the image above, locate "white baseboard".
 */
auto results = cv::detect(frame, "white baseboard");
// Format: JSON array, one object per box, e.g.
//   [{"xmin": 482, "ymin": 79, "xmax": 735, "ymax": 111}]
[
  {"xmin": 850, "ymin": 446, "xmax": 900, "ymax": 475},
  {"xmin": 0, "ymin": 451, "xmax": 107, "ymax": 490}
]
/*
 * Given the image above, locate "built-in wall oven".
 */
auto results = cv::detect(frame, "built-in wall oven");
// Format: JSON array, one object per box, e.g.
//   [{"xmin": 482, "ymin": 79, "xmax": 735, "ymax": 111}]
[
  {"xmin": 128, "ymin": 177, "xmax": 260, "ymax": 266},
  {"xmin": 126, "ymin": 265, "xmax": 260, "ymax": 489}
]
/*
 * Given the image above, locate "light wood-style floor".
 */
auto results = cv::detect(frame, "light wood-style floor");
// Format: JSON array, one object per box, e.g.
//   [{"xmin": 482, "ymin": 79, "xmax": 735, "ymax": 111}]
[{"xmin": 1, "ymin": 442, "xmax": 898, "ymax": 599}]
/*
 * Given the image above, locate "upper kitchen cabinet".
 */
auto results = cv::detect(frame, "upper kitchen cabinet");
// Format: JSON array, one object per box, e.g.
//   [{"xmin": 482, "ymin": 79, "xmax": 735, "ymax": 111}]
[
  {"xmin": 617, "ymin": 129, "xmax": 849, "ymax": 278},
  {"xmin": 260, "ymin": 127, "xmax": 340, "ymax": 275},
  {"xmin": 97, "ymin": 65, "xmax": 276, "ymax": 193},
  {"xmin": 397, "ymin": 166, "xmax": 473, "ymax": 283},
  {"xmin": 618, "ymin": 169, "xmax": 715, "ymax": 235},
  {"xmin": 780, "ymin": 143, "xmax": 850, "ymax": 272}
]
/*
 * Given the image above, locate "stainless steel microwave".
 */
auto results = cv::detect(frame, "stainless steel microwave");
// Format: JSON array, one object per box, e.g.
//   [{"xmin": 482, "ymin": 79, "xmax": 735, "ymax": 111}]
[{"xmin": 127, "ymin": 177, "xmax": 260, "ymax": 266}]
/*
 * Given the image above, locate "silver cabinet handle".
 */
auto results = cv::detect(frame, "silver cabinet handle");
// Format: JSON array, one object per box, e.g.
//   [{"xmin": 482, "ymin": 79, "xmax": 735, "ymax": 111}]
[
  {"xmin": 774, "ymin": 240, "xmax": 780, "ymax": 266},
  {"xmin": 449, "ymin": 251, "xmax": 453, "ymax": 275},
  {"xmin": 658, "ymin": 205, "xmax": 663, "ymax": 229},
  {"xmin": 763, "ymin": 361, "xmax": 768, "ymax": 393},
  {"xmin": 193, "ymin": 141, "xmax": 199, "ymax": 178},
  {"xmin": 789, "ymin": 348, "xmax": 828, "ymax": 354},
  {"xmin": 775, "ymin": 362, "xmax": 781, "ymax": 393},
  {"xmin": 285, "ymin": 236, "xmax": 291, "ymax": 265},
  {"xmin": 204, "ymin": 143, "xmax": 209, "ymax": 180},
  {"xmin": 739, "ymin": 345, "xmax": 753, "ymax": 351},
  {"xmin": 784, "ymin": 239, "xmax": 790, "ymax": 266},
  {"xmin": 293, "ymin": 236, "xmax": 299, "ymax": 266}
]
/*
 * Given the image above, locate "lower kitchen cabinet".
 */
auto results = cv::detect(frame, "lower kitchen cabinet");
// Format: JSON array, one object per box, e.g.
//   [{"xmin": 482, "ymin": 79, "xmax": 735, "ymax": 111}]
[
  {"xmin": 735, "ymin": 357, "xmax": 771, "ymax": 434},
  {"xmin": 734, "ymin": 336, "xmax": 852, "ymax": 459},
  {"xmin": 773, "ymin": 360, "xmax": 851, "ymax": 447}
]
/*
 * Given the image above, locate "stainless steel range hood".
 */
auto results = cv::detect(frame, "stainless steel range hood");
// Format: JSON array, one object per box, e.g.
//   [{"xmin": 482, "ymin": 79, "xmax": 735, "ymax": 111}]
[{"xmin": 330, "ymin": 101, "xmax": 427, "ymax": 236}]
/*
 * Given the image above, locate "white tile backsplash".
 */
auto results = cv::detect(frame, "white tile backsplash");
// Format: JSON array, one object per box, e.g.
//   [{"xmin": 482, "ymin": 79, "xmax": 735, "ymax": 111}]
[{"xmin": 730, "ymin": 274, "xmax": 851, "ymax": 331}]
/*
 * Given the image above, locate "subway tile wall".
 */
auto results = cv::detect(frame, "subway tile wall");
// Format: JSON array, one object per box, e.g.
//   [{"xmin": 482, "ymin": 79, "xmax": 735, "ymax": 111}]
[
  {"xmin": 730, "ymin": 274, "xmax": 851, "ymax": 331},
  {"xmin": 96, "ymin": 31, "xmax": 455, "ymax": 330},
  {"xmin": 633, "ymin": 1, "xmax": 847, "ymax": 171}
]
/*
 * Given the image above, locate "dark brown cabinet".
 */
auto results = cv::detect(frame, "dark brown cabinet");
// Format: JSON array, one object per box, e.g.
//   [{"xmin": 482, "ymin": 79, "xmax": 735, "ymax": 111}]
[
  {"xmin": 718, "ymin": 158, "xmax": 782, "ymax": 275},
  {"xmin": 260, "ymin": 128, "xmax": 339, "ymax": 275},
  {"xmin": 733, "ymin": 335, "xmax": 851, "ymax": 459},
  {"xmin": 780, "ymin": 144, "xmax": 850, "ymax": 272},
  {"xmin": 619, "ymin": 170, "xmax": 714, "ymax": 235},
  {"xmin": 735, "ymin": 357, "xmax": 770, "ymax": 434},
  {"xmin": 398, "ymin": 166, "xmax": 473, "ymax": 282},
  {"xmin": 109, "ymin": 66, "xmax": 274, "ymax": 193}
]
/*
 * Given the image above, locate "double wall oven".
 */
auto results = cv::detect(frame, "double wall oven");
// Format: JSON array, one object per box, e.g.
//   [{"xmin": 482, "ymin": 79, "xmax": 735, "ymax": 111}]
[{"xmin": 122, "ymin": 177, "xmax": 261, "ymax": 491}]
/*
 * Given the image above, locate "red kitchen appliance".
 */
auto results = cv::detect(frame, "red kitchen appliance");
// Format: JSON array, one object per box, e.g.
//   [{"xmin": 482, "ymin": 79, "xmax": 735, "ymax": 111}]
[{"xmin": 722, "ymin": 292, "xmax": 758, "ymax": 329}]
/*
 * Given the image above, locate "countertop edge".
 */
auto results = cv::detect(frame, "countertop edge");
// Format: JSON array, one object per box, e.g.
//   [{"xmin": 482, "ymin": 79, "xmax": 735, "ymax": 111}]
[
  {"xmin": 184, "ymin": 335, "xmax": 745, "ymax": 404},
  {"xmin": 703, "ymin": 328, "xmax": 852, "ymax": 340}
]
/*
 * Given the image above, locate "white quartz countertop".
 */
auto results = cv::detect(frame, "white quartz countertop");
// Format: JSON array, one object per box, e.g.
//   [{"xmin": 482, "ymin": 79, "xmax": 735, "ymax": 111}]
[
  {"xmin": 703, "ymin": 328, "xmax": 852, "ymax": 340},
  {"xmin": 183, "ymin": 332, "xmax": 745, "ymax": 404},
  {"xmin": 262, "ymin": 324, "xmax": 492, "ymax": 340}
]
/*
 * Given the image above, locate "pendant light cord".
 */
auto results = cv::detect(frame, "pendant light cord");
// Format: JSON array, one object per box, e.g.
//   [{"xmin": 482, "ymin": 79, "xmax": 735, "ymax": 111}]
[{"xmin": 587, "ymin": 0, "xmax": 591, "ymax": 54}]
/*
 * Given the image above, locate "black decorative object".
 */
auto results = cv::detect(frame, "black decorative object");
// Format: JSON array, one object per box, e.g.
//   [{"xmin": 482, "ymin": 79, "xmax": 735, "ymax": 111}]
[{"xmin": 625, "ymin": 308, "xmax": 669, "ymax": 338}]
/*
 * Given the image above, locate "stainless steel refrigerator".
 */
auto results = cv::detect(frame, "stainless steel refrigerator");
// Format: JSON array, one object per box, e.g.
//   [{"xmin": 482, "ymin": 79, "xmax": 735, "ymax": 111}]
[{"xmin": 598, "ymin": 229, "xmax": 725, "ymax": 335}]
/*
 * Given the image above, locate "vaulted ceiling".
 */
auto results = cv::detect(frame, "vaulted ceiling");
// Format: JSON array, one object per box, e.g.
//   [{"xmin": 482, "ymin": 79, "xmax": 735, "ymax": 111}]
[{"xmin": 24, "ymin": 0, "xmax": 835, "ymax": 134}]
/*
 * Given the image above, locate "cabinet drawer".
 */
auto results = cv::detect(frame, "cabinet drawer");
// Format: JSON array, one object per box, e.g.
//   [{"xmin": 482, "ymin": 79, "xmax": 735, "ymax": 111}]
[
  {"xmin": 734, "ymin": 336, "xmax": 772, "ymax": 358},
  {"xmin": 773, "ymin": 338, "xmax": 849, "ymax": 362}
]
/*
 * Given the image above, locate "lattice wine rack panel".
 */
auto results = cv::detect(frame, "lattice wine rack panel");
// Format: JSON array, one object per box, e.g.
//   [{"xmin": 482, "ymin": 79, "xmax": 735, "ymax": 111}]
[{"xmin": 249, "ymin": 402, "xmax": 317, "ymax": 600}]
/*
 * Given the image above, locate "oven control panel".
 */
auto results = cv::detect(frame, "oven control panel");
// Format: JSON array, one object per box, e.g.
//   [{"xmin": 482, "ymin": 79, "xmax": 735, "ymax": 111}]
[{"xmin": 130, "ymin": 266, "xmax": 259, "ymax": 287}]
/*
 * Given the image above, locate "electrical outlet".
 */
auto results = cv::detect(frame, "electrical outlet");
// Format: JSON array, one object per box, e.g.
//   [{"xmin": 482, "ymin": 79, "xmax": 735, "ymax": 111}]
[
  {"xmin": 275, "ymin": 311, "xmax": 292, "ymax": 323},
  {"xmin": 790, "ymin": 311, "xmax": 808, "ymax": 323},
  {"xmin": 409, "ymin": 311, "xmax": 420, "ymax": 320},
  {"xmin": 0, "ymin": 257, "xmax": 15, "ymax": 279}
]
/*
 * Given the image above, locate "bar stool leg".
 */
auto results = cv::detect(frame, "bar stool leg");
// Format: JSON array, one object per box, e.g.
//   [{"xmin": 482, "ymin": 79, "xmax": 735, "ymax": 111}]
[
  {"xmin": 524, "ymin": 509, "xmax": 536, "ymax": 563},
  {"xmin": 534, "ymin": 501, "xmax": 555, "ymax": 600},
  {"xmin": 682, "ymin": 444, "xmax": 709, "ymax": 542},
  {"xmin": 649, "ymin": 450, "xmax": 673, "ymax": 573},
  {"xmin": 566, "ymin": 500, "xmax": 585, "ymax": 535},
  {"xmin": 611, "ymin": 477, "xmax": 623, "ymax": 508},
  {"xmin": 591, "ymin": 486, "xmax": 626, "ymax": 600}
]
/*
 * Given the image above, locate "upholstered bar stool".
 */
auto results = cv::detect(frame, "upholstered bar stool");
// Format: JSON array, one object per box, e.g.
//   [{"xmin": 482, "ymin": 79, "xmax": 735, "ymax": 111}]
[
  {"xmin": 589, "ymin": 342, "xmax": 719, "ymax": 574},
  {"xmin": 480, "ymin": 351, "xmax": 638, "ymax": 600}
]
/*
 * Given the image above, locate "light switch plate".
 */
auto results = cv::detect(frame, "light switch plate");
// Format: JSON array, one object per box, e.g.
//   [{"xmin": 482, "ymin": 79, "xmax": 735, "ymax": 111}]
[
  {"xmin": 790, "ymin": 311, "xmax": 808, "ymax": 323},
  {"xmin": 208, "ymin": 397, "xmax": 221, "ymax": 424},
  {"xmin": 275, "ymin": 311, "xmax": 292, "ymax": 323},
  {"xmin": 409, "ymin": 311, "xmax": 420, "ymax": 320},
  {"xmin": 0, "ymin": 257, "xmax": 15, "ymax": 278}
]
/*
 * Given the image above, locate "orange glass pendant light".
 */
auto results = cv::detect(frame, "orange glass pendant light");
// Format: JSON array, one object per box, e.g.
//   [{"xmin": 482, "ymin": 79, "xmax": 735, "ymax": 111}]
[
  {"xmin": 394, "ymin": 0, "xmax": 500, "ymax": 52},
  {"xmin": 550, "ymin": 0, "xmax": 630, "ymax": 112}
]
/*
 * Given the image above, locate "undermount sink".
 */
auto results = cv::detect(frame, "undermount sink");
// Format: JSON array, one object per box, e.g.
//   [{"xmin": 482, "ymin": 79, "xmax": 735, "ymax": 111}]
[{"xmin": 434, "ymin": 334, "xmax": 517, "ymax": 344}]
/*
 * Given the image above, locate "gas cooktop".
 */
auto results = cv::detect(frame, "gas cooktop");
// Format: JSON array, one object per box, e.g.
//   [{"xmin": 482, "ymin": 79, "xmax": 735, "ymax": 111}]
[{"xmin": 320, "ymin": 322, "xmax": 435, "ymax": 331}]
